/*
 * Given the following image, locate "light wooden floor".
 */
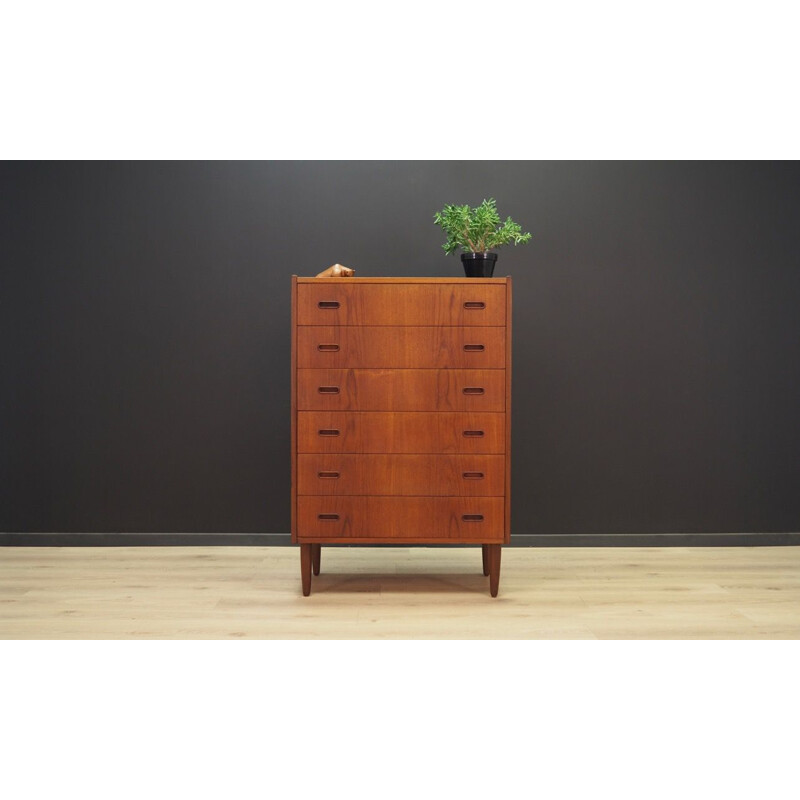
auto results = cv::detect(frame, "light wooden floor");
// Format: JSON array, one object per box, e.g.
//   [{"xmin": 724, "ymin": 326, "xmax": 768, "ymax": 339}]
[{"xmin": 1, "ymin": 545, "xmax": 799, "ymax": 639}]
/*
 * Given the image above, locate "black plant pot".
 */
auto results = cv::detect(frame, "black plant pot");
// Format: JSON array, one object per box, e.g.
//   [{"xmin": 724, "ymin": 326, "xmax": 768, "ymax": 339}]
[{"xmin": 461, "ymin": 252, "xmax": 497, "ymax": 277}]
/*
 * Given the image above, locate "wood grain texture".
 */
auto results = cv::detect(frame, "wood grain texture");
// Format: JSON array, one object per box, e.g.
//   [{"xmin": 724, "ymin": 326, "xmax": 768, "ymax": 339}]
[
  {"xmin": 297, "ymin": 454, "xmax": 505, "ymax": 496},
  {"xmin": 505, "ymin": 277, "xmax": 512, "ymax": 545},
  {"xmin": 291, "ymin": 275, "xmax": 297, "ymax": 544},
  {"xmin": 296, "ymin": 278, "xmax": 506, "ymax": 284},
  {"xmin": 297, "ymin": 368, "xmax": 505, "ymax": 412},
  {"xmin": 3, "ymin": 546, "xmax": 799, "ymax": 639},
  {"xmin": 292, "ymin": 277, "xmax": 510, "ymax": 594},
  {"xmin": 297, "ymin": 283, "xmax": 506, "ymax": 327},
  {"xmin": 297, "ymin": 496, "xmax": 505, "ymax": 541},
  {"xmin": 297, "ymin": 326, "xmax": 506, "ymax": 369},
  {"xmin": 300, "ymin": 543, "xmax": 312, "ymax": 596},
  {"xmin": 297, "ymin": 412, "xmax": 506, "ymax": 454},
  {"xmin": 312, "ymin": 544, "xmax": 321, "ymax": 576},
  {"xmin": 487, "ymin": 544, "xmax": 502, "ymax": 597}
]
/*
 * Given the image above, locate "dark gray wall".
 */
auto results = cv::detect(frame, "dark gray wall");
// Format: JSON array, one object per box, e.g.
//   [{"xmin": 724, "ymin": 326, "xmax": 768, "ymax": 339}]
[{"xmin": 2, "ymin": 161, "xmax": 799, "ymax": 542}]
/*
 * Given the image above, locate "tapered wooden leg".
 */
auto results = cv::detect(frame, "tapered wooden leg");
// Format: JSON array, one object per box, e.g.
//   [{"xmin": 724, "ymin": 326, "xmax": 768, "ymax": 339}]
[
  {"xmin": 488, "ymin": 544, "xmax": 502, "ymax": 597},
  {"xmin": 312, "ymin": 544, "xmax": 321, "ymax": 576},
  {"xmin": 482, "ymin": 545, "xmax": 490, "ymax": 576},
  {"xmin": 300, "ymin": 544, "xmax": 312, "ymax": 596}
]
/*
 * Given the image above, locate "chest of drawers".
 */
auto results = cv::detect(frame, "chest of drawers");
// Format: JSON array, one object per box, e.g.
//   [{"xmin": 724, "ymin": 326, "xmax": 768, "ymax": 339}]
[{"xmin": 291, "ymin": 276, "xmax": 511, "ymax": 596}]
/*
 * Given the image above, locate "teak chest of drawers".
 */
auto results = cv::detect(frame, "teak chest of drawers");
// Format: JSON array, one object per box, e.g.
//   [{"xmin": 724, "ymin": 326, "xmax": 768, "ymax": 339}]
[{"xmin": 291, "ymin": 276, "xmax": 511, "ymax": 596}]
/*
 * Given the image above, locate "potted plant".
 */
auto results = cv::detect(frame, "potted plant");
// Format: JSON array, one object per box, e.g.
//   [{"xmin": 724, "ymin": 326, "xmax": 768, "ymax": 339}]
[{"xmin": 433, "ymin": 197, "xmax": 532, "ymax": 277}]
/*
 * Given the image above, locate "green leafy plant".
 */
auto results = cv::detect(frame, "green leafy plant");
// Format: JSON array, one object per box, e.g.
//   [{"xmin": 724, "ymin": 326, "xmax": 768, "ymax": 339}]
[{"xmin": 433, "ymin": 198, "xmax": 532, "ymax": 255}]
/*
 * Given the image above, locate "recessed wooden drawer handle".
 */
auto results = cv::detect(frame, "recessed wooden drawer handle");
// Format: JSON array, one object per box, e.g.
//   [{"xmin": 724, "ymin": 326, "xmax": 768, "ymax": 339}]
[
  {"xmin": 318, "ymin": 301, "xmax": 340, "ymax": 309},
  {"xmin": 318, "ymin": 386, "xmax": 340, "ymax": 394},
  {"xmin": 463, "ymin": 344, "xmax": 485, "ymax": 352},
  {"xmin": 318, "ymin": 513, "xmax": 339, "ymax": 520},
  {"xmin": 317, "ymin": 344, "xmax": 340, "ymax": 352},
  {"xmin": 318, "ymin": 429, "xmax": 340, "ymax": 437},
  {"xmin": 463, "ymin": 430, "xmax": 485, "ymax": 437},
  {"xmin": 318, "ymin": 471, "xmax": 340, "ymax": 479},
  {"xmin": 463, "ymin": 472, "xmax": 485, "ymax": 480},
  {"xmin": 464, "ymin": 301, "xmax": 486, "ymax": 309},
  {"xmin": 462, "ymin": 514, "xmax": 484, "ymax": 522},
  {"xmin": 463, "ymin": 387, "xmax": 485, "ymax": 395}
]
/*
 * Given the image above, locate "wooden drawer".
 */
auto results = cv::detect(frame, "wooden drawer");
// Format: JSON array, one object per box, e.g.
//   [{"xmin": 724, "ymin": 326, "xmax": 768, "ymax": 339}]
[
  {"xmin": 297, "ymin": 412, "xmax": 505, "ymax": 454},
  {"xmin": 297, "ymin": 454, "xmax": 505, "ymax": 496},
  {"xmin": 297, "ymin": 282, "xmax": 506, "ymax": 326},
  {"xmin": 297, "ymin": 369, "xmax": 505, "ymax": 412},
  {"xmin": 297, "ymin": 326, "xmax": 506, "ymax": 369},
  {"xmin": 297, "ymin": 496, "xmax": 504, "ymax": 542}
]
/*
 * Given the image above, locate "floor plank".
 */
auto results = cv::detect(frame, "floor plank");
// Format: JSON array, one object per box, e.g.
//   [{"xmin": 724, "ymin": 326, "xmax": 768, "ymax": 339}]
[{"xmin": 0, "ymin": 545, "xmax": 798, "ymax": 639}]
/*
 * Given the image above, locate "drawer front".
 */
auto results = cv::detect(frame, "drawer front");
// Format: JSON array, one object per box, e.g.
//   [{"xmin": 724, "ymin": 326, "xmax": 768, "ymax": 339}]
[
  {"xmin": 297, "ymin": 412, "xmax": 505, "ymax": 454},
  {"xmin": 297, "ymin": 369, "xmax": 505, "ymax": 412},
  {"xmin": 297, "ymin": 283, "xmax": 506, "ymax": 327},
  {"xmin": 297, "ymin": 326, "xmax": 506, "ymax": 369},
  {"xmin": 297, "ymin": 496, "xmax": 504, "ymax": 541},
  {"xmin": 297, "ymin": 454, "xmax": 505, "ymax": 496}
]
